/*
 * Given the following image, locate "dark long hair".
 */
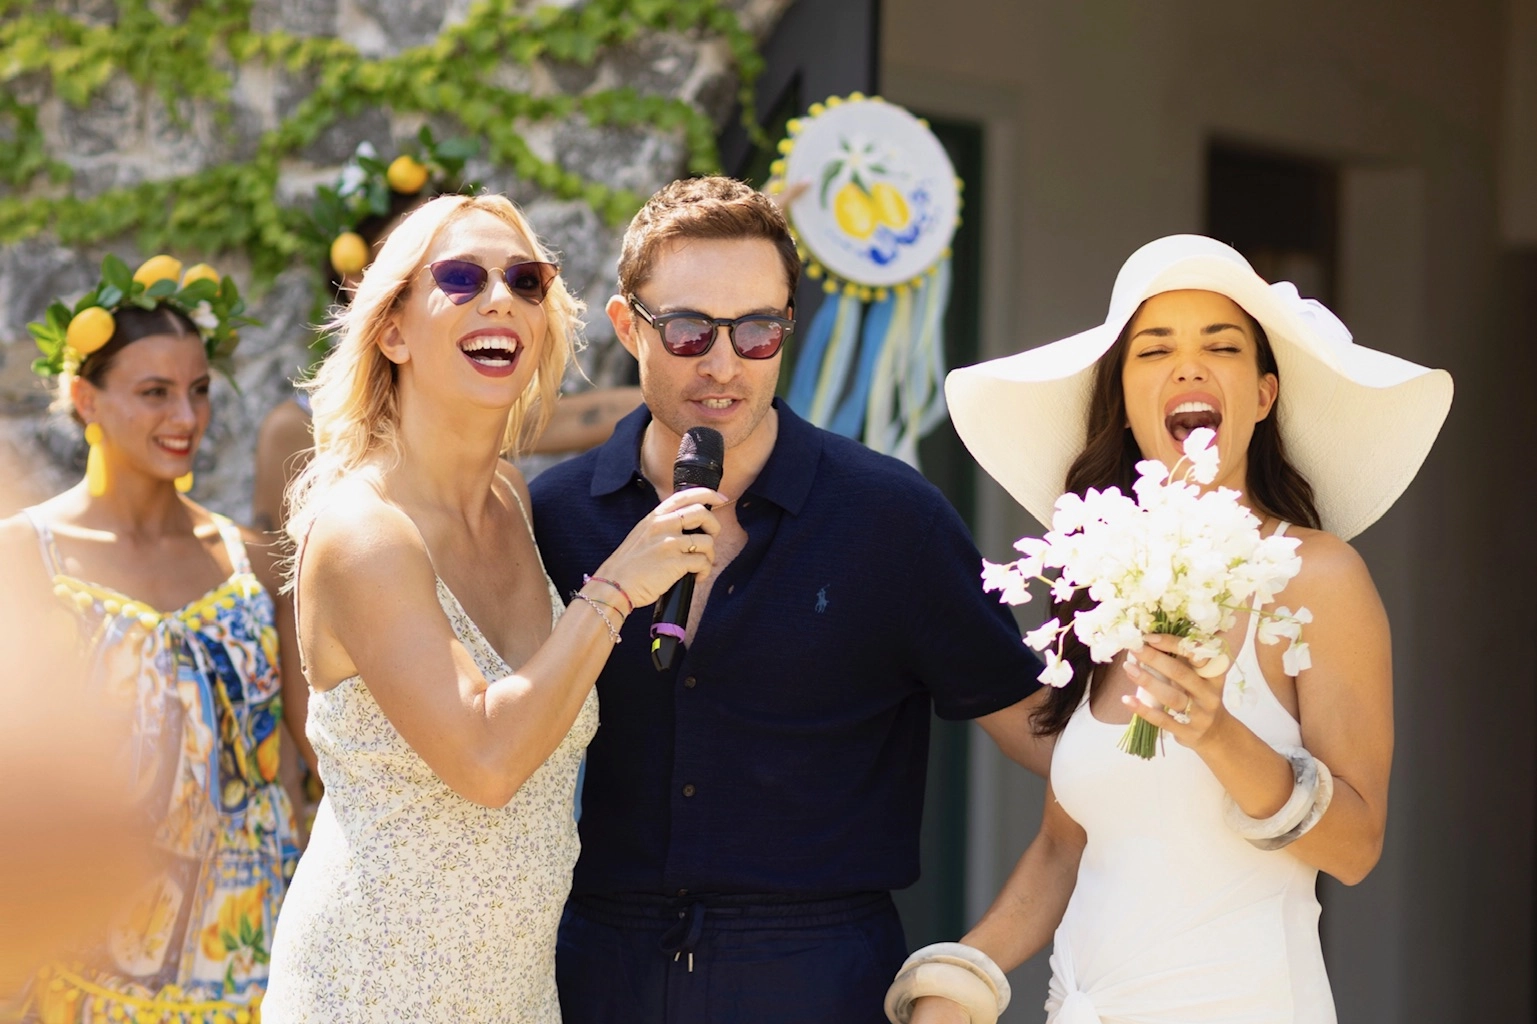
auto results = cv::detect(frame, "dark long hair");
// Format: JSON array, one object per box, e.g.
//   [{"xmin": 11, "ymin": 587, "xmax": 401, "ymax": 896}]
[{"xmin": 1031, "ymin": 306, "xmax": 1322, "ymax": 737}]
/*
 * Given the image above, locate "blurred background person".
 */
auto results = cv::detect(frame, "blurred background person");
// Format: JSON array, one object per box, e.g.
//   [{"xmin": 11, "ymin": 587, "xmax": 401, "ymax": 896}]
[{"xmin": 0, "ymin": 255, "xmax": 300, "ymax": 1023}]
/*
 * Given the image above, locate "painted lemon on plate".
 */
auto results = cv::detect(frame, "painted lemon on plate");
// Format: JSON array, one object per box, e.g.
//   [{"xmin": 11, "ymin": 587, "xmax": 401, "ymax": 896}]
[
  {"xmin": 834, "ymin": 181, "xmax": 911, "ymax": 240},
  {"xmin": 834, "ymin": 182, "xmax": 878, "ymax": 239},
  {"xmin": 870, "ymin": 182, "xmax": 910, "ymax": 229}
]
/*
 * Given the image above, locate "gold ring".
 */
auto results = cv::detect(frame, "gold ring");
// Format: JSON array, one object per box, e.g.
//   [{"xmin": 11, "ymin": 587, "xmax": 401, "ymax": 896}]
[
  {"xmin": 687, "ymin": 541, "xmax": 697, "ymax": 554},
  {"xmin": 1182, "ymin": 695, "xmax": 1194, "ymax": 716}
]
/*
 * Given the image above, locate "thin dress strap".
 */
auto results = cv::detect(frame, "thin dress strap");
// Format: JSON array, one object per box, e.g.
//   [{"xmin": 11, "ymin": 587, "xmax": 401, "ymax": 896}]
[
  {"xmin": 499, "ymin": 471, "xmax": 536, "ymax": 534},
  {"xmin": 498, "ymin": 471, "xmax": 563, "ymax": 627},
  {"xmin": 210, "ymin": 513, "xmax": 253, "ymax": 576},
  {"xmin": 18, "ymin": 507, "xmax": 65, "ymax": 577}
]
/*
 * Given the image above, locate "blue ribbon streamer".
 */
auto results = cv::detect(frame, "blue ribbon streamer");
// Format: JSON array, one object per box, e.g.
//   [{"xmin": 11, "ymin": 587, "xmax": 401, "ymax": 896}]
[{"xmin": 786, "ymin": 293, "xmax": 839, "ymax": 417}]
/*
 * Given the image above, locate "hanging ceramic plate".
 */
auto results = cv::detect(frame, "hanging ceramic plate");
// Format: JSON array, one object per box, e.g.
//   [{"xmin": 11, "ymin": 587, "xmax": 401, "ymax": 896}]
[{"xmin": 777, "ymin": 96, "xmax": 960, "ymax": 289}]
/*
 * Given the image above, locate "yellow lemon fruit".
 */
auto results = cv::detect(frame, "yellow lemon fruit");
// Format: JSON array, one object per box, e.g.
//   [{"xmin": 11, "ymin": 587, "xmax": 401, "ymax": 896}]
[
  {"xmin": 133, "ymin": 254, "xmax": 183, "ymax": 288},
  {"xmin": 387, "ymin": 155, "xmax": 430, "ymax": 194},
  {"xmin": 871, "ymin": 182, "xmax": 911, "ymax": 229},
  {"xmin": 833, "ymin": 182, "xmax": 877, "ymax": 240},
  {"xmin": 181, "ymin": 263, "xmax": 220, "ymax": 287},
  {"xmin": 66, "ymin": 306, "xmax": 116, "ymax": 355},
  {"xmin": 330, "ymin": 231, "xmax": 369, "ymax": 275}
]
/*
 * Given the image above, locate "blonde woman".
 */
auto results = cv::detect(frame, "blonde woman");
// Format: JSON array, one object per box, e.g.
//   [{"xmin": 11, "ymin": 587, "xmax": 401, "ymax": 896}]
[{"xmin": 262, "ymin": 195, "xmax": 720, "ymax": 1022}]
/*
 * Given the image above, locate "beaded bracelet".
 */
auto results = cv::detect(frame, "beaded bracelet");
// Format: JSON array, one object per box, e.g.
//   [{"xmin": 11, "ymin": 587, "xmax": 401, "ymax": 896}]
[
  {"xmin": 582, "ymin": 574, "xmax": 634, "ymax": 614},
  {"xmin": 571, "ymin": 593, "xmax": 622, "ymax": 644}
]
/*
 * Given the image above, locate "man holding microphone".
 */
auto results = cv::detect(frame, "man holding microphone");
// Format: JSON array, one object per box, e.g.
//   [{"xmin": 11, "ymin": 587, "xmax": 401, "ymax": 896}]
[{"xmin": 530, "ymin": 176, "xmax": 1044, "ymax": 1023}]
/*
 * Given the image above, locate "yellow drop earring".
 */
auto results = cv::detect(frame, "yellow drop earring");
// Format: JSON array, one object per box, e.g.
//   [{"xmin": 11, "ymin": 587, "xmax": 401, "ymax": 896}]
[
  {"xmin": 83, "ymin": 422, "xmax": 107, "ymax": 497},
  {"xmin": 174, "ymin": 471, "xmax": 194, "ymax": 493}
]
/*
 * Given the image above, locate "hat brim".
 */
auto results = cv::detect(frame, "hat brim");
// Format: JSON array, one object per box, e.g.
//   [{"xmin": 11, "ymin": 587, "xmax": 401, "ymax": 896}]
[{"xmin": 947, "ymin": 250, "xmax": 1453, "ymax": 540}]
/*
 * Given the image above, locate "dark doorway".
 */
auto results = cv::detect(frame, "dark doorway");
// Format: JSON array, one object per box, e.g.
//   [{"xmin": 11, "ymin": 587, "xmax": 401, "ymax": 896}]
[{"xmin": 1206, "ymin": 143, "xmax": 1339, "ymax": 305}]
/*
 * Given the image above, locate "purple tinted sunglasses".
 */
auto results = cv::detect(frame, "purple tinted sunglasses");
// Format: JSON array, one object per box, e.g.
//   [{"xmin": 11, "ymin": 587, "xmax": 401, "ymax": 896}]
[{"xmin": 428, "ymin": 260, "xmax": 560, "ymax": 305}]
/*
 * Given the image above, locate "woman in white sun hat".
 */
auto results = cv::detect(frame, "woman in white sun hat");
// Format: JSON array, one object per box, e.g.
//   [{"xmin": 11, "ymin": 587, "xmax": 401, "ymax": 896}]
[{"xmin": 887, "ymin": 234, "xmax": 1452, "ymax": 1024}]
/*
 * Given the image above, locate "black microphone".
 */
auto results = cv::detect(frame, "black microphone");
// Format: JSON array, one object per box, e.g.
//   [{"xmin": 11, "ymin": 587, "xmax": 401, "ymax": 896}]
[{"xmin": 650, "ymin": 426, "xmax": 724, "ymax": 672}]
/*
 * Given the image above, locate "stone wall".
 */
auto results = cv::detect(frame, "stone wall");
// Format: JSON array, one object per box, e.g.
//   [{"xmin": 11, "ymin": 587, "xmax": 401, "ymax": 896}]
[{"xmin": 0, "ymin": 0, "xmax": 793, "ymax": 520}]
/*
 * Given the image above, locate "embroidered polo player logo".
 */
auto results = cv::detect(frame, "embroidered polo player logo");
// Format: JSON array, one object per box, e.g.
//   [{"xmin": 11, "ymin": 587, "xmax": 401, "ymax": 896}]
[{"xmin": 815, "ymin": 586, "xmax": 829, "ymax": 613}]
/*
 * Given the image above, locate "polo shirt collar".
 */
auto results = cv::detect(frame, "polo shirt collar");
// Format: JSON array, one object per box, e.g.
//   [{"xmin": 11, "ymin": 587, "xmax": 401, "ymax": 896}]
[{"xmin": 587, "ymin": 399, "xmax": 821, "ymax": 516}]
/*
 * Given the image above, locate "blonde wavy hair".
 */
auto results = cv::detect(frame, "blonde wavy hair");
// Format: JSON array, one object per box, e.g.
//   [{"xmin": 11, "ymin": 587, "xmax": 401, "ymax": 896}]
[{"xmin": 285, "ymin": 193, "xmax": 583, "ymax": 547}]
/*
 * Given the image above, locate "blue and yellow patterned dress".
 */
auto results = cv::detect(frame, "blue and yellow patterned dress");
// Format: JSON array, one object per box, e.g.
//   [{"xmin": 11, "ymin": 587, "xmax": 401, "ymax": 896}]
[{"xmin": 21, "ymin": 510, "xmax": 299, "ymax": 1024}]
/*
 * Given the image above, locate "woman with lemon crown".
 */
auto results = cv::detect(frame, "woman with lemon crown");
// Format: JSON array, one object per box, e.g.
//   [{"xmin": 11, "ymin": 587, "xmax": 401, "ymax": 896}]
[{"xmin": 1, "ymin": 254, "xmax": 300, "ymax": 1023}]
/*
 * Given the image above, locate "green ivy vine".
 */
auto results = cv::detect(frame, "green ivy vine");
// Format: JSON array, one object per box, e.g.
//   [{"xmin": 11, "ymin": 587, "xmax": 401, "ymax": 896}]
[{"xmin": 0, "ymin": 0, "xmax": 767, "ymax": 281}]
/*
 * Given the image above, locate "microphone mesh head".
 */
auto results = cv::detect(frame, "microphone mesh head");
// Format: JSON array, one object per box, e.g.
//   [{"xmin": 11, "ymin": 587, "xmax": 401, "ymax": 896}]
[{"xmin": 674, "ymin": 427, "xmax": 725, "ymax": 490}]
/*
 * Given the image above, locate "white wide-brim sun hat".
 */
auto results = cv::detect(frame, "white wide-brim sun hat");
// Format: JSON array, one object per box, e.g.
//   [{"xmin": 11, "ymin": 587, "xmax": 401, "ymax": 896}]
[{"xmin": 946, "ymin": 234, "xmax": 1453, "ymax": 541}]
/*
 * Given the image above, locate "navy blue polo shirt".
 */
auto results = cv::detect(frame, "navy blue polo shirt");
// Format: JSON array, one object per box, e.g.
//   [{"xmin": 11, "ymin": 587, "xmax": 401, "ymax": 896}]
[{"xmin": 530, "ymin": 400, "xmax": 1040, "ymax": 898}]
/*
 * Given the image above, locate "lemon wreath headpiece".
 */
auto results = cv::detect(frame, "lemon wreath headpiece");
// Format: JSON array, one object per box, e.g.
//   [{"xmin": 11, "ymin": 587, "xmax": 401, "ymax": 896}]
[
  {"xmin": 29, "ymin": 253, "xmax": 254, "ymax": 383},
  {"xmin": 305, "ymin": 128, "xmax": 480, "ymax": 278}
]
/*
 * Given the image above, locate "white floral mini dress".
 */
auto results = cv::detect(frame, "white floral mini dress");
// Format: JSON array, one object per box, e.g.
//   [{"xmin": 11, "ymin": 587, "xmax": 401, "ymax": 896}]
[{"xmin": 263, "ymin": 490, "xmax": 598, "ymax": 1023}]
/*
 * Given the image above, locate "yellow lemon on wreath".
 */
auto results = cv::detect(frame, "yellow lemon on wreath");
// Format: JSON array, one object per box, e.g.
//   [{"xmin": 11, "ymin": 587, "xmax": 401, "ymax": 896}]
[
  {"xmin": 387, "ymin": 155, "xmax": 430, "ymax": 194},
  {"xmin": 181, "ymin": 263, "xmax": 220, "ymax": 287},
  {"xmin": 133, "ymin": 254, "xmax": 183, "ymax": 288},
  {"xmin": 66, "ymin": 306, "xmax": 116, "ymax": 355},
  {"xmin": 871, "ymin": 182, "xmax": 911, "ymax": 229},
  {"xmin": 330, "ymin": 231, "xmax": 369, "ymax": 275},
  {"xmin": 833, "ymin": 182, "xmax": 877, "ymax": 240}
]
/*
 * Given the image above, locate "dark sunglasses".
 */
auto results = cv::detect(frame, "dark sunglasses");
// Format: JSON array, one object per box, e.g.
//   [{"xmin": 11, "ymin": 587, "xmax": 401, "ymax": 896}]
[
  {"xmin": 427, "ymin": 260, "xmax": 560, "ymax": 305},
  {"xmin": 629, "ymin": 296, "xmax": 794, "ymax": 360}
]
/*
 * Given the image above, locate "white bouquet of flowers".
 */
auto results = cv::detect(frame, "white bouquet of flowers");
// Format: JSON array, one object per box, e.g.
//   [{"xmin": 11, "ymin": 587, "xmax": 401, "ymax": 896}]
[{"xmin": 983, "ymin": 428, "xmax": 1311, "ymax": 758}]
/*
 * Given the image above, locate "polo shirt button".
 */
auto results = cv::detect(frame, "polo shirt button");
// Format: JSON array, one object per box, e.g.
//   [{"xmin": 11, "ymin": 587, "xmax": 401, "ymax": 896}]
[
  {"xmin": 682, "ymin": 783, "xmax": 696, "ymax": 797},
  {"xmin": 726, "ymin": 585, "xmax": 735, "ymax": 595},
  {"xmin": 740, "ymin": 499, "xmax": 751, "ymax": 508},
  {"xmin": 684, "ymin": 676, "xmax": 697, "ymax": 688},
  {"xmin": 677, "ymin": 888, "xmax": 688, "ymax": 897}
]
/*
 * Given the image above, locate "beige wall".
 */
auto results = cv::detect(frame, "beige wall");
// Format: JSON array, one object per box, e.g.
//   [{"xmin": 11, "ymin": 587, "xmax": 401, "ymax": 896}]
[{"xmin": 884, "ymin": 1, "xmax": 1535, "ymax": 1019}]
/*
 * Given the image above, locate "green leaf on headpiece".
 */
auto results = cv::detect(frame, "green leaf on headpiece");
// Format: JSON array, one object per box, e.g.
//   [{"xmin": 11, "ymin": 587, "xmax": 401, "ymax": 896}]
[
  {"xmin": 145, "ymin": 278, "xmax": 178, "ymax": 299},
  {"xmin": 46, "ymin": 302, "xmax": 70, "ymax": 334},
  {"xmin": 97, "ymin": 284, "xmax": 123, "ymax": 307},
  {"xmin": 101, "ymin": 254, "xmax": 133, "ymax": 292},
  {"xmin": 177, "ymin": 278, "xmax": 218, "ymax": 303}
]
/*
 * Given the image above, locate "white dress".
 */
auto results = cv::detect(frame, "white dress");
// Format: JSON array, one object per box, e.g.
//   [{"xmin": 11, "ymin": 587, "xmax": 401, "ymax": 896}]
[
  {"xmin": 263, "ymin": 501, "xmax": 598, "ymax": 1023},
  {"xmin": 1046, "ymin": 527, "xmax": 1335, "ymax": 1024}
]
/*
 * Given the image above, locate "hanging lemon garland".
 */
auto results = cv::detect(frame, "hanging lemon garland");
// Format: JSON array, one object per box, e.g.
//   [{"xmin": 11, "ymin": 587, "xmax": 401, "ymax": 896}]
[{"xmin": 769, "ymin": 94, "xmax": 963, "ymax": 468}]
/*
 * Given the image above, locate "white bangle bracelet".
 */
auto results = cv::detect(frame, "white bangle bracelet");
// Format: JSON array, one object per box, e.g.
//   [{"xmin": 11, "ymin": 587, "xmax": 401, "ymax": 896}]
[
  {"xmin": 885, "ymin": 962, "xmax": 998, "ymax": 1024},
  {"xmin": 1250, "ymin": 756, "xmax": 1334, "ymax": 851},
  {"xmin": 884, "ymin": 942, "xmax": 1012, "ymax": 1024},
  {"xmin": 1223, "ymin": 745, "xmax": 1334, "ymax": 849}
]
